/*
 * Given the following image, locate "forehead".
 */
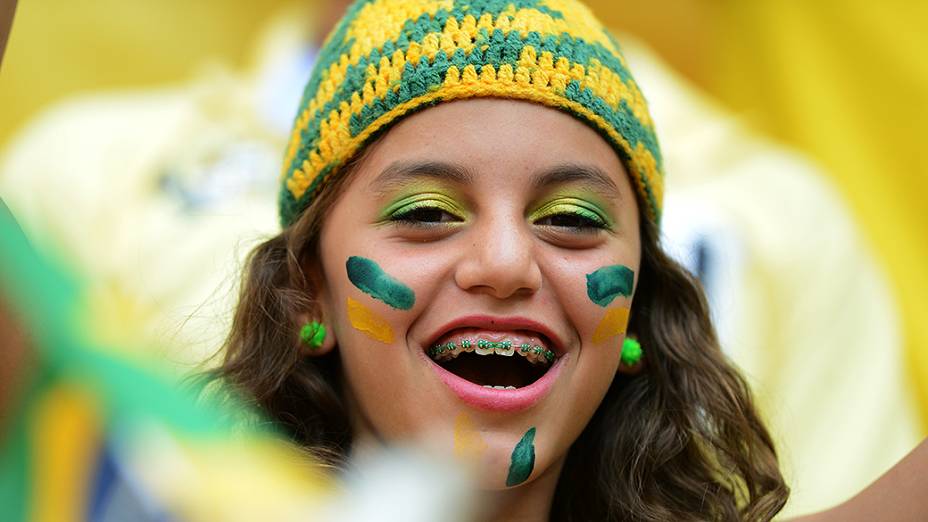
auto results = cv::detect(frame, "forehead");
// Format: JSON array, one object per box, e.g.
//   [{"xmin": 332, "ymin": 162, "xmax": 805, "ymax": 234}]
[{"xmin": 350, "ymin": 98, "xmax": 632, "ymax": 196}]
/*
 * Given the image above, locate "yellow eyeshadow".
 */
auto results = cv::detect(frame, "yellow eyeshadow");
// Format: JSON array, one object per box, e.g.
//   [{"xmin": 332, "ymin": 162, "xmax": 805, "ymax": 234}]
[
  {"xmin": 529, "ymin": 197, "xmax": 614, "ymax": 228},
  {"xmin": 378, "ymin": 191, "xmax": 466, "ymax": 221}
]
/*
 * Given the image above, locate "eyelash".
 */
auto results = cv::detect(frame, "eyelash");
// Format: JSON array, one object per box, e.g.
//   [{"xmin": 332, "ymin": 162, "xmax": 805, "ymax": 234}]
[
  {"xmin": 389, "ymin": 202, "xmax": 464, "ymax": 227},
  {"xmin": 533, "ymin": 209, "xmax": 608, "ymax": 232},
  {"xmin": 531, "ymin": 200, "xmax": 611, "ymax": 234},
  {"xmin": 389, "ymin": 204, "xmax": 608, "ymax": 236}
]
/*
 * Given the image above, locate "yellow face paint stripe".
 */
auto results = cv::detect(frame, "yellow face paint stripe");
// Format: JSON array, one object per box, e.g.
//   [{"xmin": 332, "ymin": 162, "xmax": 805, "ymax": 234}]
[
  {"xmin": 453, "ymin": 412, "xmax": 488, "ymax": 460},
  {"xmin": 346, "ymin": 296, "xmax": 395, "ymax": 344},
  {"xmin": 592, "ymin": 307, "xmax": 630, "ymax": 344},
  {"xmin": 287, "ymin": 75, "xmax": 663, "ymax": 223}
]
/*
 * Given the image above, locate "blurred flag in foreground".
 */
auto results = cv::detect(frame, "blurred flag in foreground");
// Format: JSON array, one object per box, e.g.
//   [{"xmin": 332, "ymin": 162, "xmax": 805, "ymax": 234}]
[{"xmin": 0, "ymin": 205, "xmax": 475, "ymax": 522}]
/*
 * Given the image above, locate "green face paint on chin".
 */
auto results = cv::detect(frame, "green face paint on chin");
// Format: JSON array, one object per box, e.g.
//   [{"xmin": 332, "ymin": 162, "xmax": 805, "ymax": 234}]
[
  {"xmin": 586, "ymin": 265, "xmax": 635, "ymax": 307},
  {"xmin": 506, "ymin": 427, "xmax": 536, "ymax": 487},
  {"xmin": 346, "ymin": 256, "xmax": 416, "ymax": 310}
]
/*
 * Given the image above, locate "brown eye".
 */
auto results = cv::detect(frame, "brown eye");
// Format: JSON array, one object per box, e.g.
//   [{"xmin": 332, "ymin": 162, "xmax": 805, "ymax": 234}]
[
  {"xmin": 536, "ymin": 213, "xmax": 602, "ymax": 229},
  {"xmin": 534, "ymin": 212, "xmax": 608, "ymax": 233}
]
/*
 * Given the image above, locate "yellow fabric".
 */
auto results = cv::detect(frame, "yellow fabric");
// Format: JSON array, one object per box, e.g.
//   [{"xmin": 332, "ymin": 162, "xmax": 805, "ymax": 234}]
[{"xmin": 711, "ymin": 1, "xmax": 928, "ymax": 436}]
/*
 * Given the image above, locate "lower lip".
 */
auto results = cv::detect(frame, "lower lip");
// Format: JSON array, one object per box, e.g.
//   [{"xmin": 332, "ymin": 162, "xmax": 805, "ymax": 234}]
[{"xmin": 424, "ymin": 352, "xmax": 567, "ymax": 412}]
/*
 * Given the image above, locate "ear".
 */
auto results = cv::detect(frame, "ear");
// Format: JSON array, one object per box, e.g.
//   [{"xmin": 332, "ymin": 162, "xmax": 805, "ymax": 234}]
[
  {"xmin": 297, "ymin": 256, "xmax": 337, "ymax": 357},
  {"xmin": 617, "ymin": 358, "xmax": 644, "ymax": 375}
]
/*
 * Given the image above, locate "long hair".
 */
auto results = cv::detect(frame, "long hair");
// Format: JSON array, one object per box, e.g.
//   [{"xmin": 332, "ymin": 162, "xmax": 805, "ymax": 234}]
[
  {"xmin": 550, "ymin": 218, "xmax": 788, "ymax": 520},
  {"xmin": 210, "ymin": 158, "xmax": 789, "ymax": 520}
]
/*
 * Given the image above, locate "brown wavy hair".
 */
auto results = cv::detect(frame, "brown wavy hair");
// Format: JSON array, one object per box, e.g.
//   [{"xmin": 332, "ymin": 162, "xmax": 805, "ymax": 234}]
[{"xmin": 210, "ymin": 152, "xmax": 789, "ymax": 520}]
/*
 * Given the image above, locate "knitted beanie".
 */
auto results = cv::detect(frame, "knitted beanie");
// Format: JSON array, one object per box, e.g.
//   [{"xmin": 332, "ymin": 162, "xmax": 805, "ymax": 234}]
[{"xmin": 279, "ymin": 0, "xmax": 664, "ymax": 226}]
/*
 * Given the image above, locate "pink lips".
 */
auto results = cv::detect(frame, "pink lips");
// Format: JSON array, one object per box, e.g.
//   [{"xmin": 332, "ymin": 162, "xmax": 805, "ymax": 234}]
[
  {"xmin": 423, "ymin": 315, "xmax": 567, "ymax": 412},
  {"xmin": 428, "ymin": 353, "xmax": 566, "ymax": 412}
]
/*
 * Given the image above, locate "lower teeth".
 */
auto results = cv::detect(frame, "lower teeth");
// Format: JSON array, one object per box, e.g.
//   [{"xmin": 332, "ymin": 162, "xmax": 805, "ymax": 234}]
[{"xmin": 483, "ymin": 385, "xmax": 517, "ymax": 390}]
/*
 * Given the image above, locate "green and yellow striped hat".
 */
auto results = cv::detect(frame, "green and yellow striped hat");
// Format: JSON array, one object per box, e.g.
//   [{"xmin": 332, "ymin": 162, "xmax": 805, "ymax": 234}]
[{"xmin": 280, "ymin": 0, "xmax": 664, "ymax": 226}]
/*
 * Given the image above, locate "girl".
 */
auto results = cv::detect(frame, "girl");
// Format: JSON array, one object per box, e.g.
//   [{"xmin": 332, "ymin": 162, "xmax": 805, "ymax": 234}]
[{"xmin": 214, "ymin": 1, "xmax": 789, "ymax": 520}]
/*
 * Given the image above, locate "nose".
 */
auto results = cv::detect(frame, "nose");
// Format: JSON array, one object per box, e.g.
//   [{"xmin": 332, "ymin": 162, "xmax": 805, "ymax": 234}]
[{"xmin": 453, "ymin": 213, "xmax": 542, "ymax": 299}]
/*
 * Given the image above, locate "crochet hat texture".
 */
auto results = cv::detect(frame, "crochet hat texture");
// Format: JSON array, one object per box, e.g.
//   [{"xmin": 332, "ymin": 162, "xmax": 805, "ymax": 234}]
[{"xmin": 279, "ymin": 0, "xmax": 664, "ymax": 226}]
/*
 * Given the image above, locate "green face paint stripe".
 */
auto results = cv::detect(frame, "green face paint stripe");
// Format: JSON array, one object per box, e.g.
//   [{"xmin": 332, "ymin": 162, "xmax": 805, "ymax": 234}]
[
  {"xmin": 586, "ymin": 264, "xmax": 635, "ymax": 307},
  {"xmin": 506, "ymin": 427, "xmax": 536, "ymax": 487},
  {"xmin": 346, "ymin": 256, "xmax": 416, "ymax": 310}
]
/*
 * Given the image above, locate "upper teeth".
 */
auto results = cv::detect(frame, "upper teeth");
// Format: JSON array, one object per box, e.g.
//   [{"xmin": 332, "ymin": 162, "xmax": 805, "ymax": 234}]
[{"xmin": 428, "ymin": 338, "xmax": 555, "ymax": 365}]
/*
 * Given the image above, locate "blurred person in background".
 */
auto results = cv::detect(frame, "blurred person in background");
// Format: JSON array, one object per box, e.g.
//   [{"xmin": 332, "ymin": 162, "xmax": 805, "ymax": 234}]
[
  {"xmin": 1, "ymin": 0, "xmax": 925, "ymax": 519},
  {"xmin": 0, "ymin": 0, "xmax": 353, "ymax": 369}
]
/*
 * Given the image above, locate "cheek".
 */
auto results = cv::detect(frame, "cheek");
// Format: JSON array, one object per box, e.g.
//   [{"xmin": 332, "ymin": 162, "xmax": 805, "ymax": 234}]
[
  {"xmin": 334, "ymin": 242, "xmax": 460, "ymax": 342},
  {"xmin": 585, "ymin": 264, "xmax": 635, "ymax": 308},
  {"xmin": 326, "ymin": 253, "xmax": 421, "ymax": 345},
  {"xmin": 551, "ymin": 257, "xmax": 637, "ymax": 351},
  {"xmin": 346, "ymin": 256, "xmax": 416, "ymax": 311},
  {"xmin": 345, "ymin": 297, "xmax": 396, "ymax": 343},
  {"xmin": 585, "ymin": 264, "xmax": 636, "ymax": 342}
]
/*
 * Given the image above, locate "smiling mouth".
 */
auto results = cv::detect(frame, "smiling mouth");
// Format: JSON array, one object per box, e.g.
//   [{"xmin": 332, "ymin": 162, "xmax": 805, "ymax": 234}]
[{"xmin": 426, "ymin": 330, "xmax": 558, "ymax": 389}]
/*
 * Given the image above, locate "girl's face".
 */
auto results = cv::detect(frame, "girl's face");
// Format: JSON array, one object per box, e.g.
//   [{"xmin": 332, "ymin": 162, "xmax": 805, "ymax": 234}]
[{"xmin": 315, "ymin": 99, "xmax": 640, "ymax": 489}]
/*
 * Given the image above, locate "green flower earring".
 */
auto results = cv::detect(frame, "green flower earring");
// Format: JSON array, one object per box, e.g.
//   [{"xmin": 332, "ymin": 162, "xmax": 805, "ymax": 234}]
[
  {"xmin": 299, "ymin": 321, "xmax": 327, "ymax": 350},
  {"xmin": 621, "ymin": 337, "xmax": 643, "ymax": 366}
]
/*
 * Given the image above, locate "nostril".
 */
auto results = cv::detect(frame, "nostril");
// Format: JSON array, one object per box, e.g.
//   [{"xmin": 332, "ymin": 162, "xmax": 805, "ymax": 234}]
[{"xmin": 453, "ymin": 220, "xmax": 542, "ymax": 297}]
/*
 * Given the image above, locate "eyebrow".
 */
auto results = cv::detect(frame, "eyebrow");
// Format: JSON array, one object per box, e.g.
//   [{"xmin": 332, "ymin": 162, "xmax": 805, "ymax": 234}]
[
  {"xmin": 369, "ymin": 160, "xmax": 621, "ymax": 200},
  {"xmin": 369, "ymin": 160, "xmax": 475, "ymax": 194},
  {"xmin": 531, "ymin": 164, "xmax": 622, "ymax": 200}
]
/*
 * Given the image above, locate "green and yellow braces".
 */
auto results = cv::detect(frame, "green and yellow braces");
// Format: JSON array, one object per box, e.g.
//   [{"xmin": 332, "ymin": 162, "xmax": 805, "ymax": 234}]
[{"xmin": 428, "ymin": 339, "xmax": 556, "ymax": 363}]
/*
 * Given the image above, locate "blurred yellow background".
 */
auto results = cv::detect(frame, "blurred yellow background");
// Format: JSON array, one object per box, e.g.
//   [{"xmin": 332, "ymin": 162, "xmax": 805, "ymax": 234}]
[
  {"xmin": 1, "ymin": 0, "xmax": 926, "ymax": 515},
  {"xmin": 0, "ymin": 0, "xmax": 288, "ymax": 144},
  {"xmin": 709, "ymin": 1, "xmax": 928, "ymax": 438}
]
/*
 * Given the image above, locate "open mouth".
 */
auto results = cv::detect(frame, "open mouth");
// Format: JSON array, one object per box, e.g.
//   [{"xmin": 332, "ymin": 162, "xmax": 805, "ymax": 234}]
[{"xmin": 426, "ymin": 329, "xmax": 558, "ymax": 389}]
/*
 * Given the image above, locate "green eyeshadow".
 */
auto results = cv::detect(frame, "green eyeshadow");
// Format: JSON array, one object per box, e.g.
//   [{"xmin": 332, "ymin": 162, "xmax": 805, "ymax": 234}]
[{"xmin": 529, "ymin": 196, "xmax": 614, "ymax": 229}]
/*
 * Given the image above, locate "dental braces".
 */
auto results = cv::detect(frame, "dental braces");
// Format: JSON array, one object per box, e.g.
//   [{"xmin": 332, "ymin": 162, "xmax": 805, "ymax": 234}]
[{"xmin": 428, "ymin": 338, "xmax": 556, "ymax": 363}]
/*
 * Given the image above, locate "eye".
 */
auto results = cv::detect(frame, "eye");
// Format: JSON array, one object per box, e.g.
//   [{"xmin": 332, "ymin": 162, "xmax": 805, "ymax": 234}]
[
  {"xmin": 531, "ymin": 199, "xmax": 611, "ymax": 234},
  {"xmin": 382, "ymin": 192, "xmax": 467, "ymax": 231},
  {"xmin": 534, "ymin": 212, "xmax": 607, "ymax": 230},
  {"xmin": 391, "ymin": 204, "xmax": 462, "ymax": 225}
]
